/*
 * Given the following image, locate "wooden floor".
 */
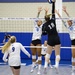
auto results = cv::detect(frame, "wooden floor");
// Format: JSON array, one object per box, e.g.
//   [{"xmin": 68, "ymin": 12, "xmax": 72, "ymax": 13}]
[{"xmin": 0, "ymin": 63, "xmax": 73, "ymax": 75}]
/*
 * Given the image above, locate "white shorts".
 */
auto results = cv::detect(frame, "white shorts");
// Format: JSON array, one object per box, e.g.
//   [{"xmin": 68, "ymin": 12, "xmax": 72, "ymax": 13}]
[{"xmin": 41, "ymin": 45, "xmax": 47, "ymax": 55}]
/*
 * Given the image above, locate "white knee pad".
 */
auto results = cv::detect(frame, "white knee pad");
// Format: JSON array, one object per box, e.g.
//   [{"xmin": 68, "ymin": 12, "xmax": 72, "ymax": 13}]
[
  {"xmin": 56, "ymin": 55, "xmax": 60, "ymax": 61},
  {"xmin": 72, "ymin": 57, "xmax": 75, "ymax": 62},
  {"xmin": 38, "ymin": 56, "xmax": 42, "ymax": 61},
  {"xmin": 45, "ymin": 53, "xmax": 50, "ymax": 59},
  {"xmin": 32, "ymin": 55, "xmax": 36, "ymax": 60}
]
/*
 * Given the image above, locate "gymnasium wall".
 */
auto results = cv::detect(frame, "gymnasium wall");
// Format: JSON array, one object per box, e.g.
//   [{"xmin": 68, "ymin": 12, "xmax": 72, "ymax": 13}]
[{"xmin": 0, "ymin": 2, "xmax": 75, "ymax": 32}]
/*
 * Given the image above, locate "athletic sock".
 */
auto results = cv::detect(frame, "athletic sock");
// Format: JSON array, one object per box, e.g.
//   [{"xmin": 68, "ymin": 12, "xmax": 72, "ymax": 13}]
[{"xmin": 44, "ymin": 61, "xmax": 48, "ymax": 68}]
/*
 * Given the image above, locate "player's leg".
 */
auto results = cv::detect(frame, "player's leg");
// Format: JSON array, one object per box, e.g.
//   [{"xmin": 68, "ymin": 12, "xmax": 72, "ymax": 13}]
[
  {"xmin": 54, "ymin": 44, "xmax": 60, "ymax": 68},
  {"xmin": 10, "ymin": 66, "xmax": 14, "ymax": 75},
  {"xmin": 44, "ymin": 45, "xmax": 53, "ymax": 69},
  {"xmin": 36, "ymin": 44, "xmax": 42, "ymax": 75},
  {"xmin": 43, "ymin": 45, "xmax": 53, "ymax": 74},
  {"xmin": 41, "ymin": 48, "xmax": 53, "ymax": 68},
  {"xmin": 71, "ymin": 45, "xmax": 75, "ymax": 75},
  {"xmin": 30, "ymin": 43, "xmax": 37, "ymax": 72},
  {"xmin": 13, "ymin": 66, "xmax": 20, "ymax": 75},
  {"xmin": 10, "ymin": 66, "xmax": 20, "ymax": 75},
  {"xmin": 48, "ymin": 59, "xmax": 53, "ymax": 68}
]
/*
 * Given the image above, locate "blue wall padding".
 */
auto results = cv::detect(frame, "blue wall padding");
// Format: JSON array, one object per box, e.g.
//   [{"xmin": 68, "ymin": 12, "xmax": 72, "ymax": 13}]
[{"xmin": 0, "ymin": 32, "xmax": 72, "ymax": 61}]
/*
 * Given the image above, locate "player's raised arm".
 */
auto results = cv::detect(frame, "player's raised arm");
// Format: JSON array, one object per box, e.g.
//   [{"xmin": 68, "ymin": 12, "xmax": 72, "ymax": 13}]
[
  {"xmin": 55, "ymin": 10, "xmax": 67, "ymax": 27},
  {"xmin": 62, "ymin": 6, "xmax": 70, "ymax": 17},
  {"xmin": 37, "ymin": 7, "xmax": 43, "ymax": 18},
  {"xmin": 44, "ymin": 7, "xmax": 49, "ymax": 16},
  {"xmin": 52, "ymin": 1, "xmax": 55, "ymax": 19}
]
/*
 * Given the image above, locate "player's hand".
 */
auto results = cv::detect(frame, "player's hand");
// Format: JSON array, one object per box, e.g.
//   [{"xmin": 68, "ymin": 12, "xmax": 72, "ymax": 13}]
[
  {"xmin": 62, "ymin": 6, "xmax": 67, "ymax": 12},
  {"xmin": 38, "ymin": 6, "xmax": 43, "ymax": 13},
  {"xmin": 55, "ymin": 10, "xmax": 59, "ymax": 14},
  {"xmin": 44, "ymin": 7, "xmax": 49, "ymax": 13}
]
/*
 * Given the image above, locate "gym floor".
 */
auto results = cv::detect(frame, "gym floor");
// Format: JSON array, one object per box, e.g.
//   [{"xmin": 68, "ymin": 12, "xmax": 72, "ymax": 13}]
[{"xmin": 0, "ymin": 59, "xmax": 72, "ymax": 75}]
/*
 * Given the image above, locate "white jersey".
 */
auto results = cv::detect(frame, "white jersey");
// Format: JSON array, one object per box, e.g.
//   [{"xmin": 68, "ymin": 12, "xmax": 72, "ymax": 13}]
[
  {"xmin": 3, "ymin": 42, "xmax": 30, "ymax": 66},
  {"xmin": 41, "ymin": 44, "xmax": 47, "ymax": 55},
  {"xmin": 32, "ymin": 19, "xmax": 42, "ymax": 41},
  {"xmin": 41, "ymin": 44, "xmax": 54, "ymax": 55},
  {"xmin": 63, "ymin": 19, "xmax": 75, "ymax": 40}
]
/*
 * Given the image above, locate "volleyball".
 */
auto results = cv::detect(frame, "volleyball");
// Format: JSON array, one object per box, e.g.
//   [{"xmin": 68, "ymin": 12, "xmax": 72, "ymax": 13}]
[{"xmin": 47, "ymin": 0, "xmax": 56, "ymax": 3}]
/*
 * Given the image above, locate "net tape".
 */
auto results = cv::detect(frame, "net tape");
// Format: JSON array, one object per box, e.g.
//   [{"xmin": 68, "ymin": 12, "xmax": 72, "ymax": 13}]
[{"xmin": 0, "ymin": 17, "xmax": 69, "ymax": 20}]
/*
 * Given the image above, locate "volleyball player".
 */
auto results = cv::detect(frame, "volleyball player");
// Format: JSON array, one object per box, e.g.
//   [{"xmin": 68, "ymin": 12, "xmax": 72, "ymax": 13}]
[
  {"xmin": 30, "ymin": 7, "xmax": 48, "ymax": 75},
  {"xmin": 55, "ymin": 7, "xmax": 75, "ymax": 75},
  {"xmin": 42, "ymin": 0, "xmax": 61, "ymax": 73},
  {"xmin": 2, "ymin": 36, "xmax": 30, "ymax": 75}
]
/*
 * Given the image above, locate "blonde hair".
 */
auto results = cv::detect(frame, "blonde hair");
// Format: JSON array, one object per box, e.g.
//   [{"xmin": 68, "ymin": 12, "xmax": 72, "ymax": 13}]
[
  {"xmin": 45, "ymin": 14, "xmax": 52, "ymax": 21},
  {"xmin": 2, "ymin": 36, "xmax": 16, "ymax": 53}
]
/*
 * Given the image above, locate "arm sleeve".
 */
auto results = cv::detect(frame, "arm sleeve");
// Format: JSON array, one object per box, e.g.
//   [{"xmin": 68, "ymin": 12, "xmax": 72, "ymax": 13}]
[
  {"xmin": 34, "ymin": 18, "xmax": 39, "ymax": 26},
  {"xmin": 42, "ymin": 24, "xmax": 47, "ymax": 35},
  {"xmin": 20, "ymin": 44, "xmax": 30, "ymax": 57},
  {"xmin": 52, "ymin": 2, "xmax": 55, "ymax": 19},
  {"xmin": 34, "ymin": 11, "xmax": 40, "ymax": 26},
  {"xmin": 62, "ymin": 20, "xmax": 67, "ymax": 27},
  {"xmin": 2, "ymin": 51, "xmax": 8, "ymax": 62},
  {"xmin": 73, "ymin": 18, "xmax": 75, "ymax": 24},
  {"xmin": 59, "ymin": 18, "xmax": 67, "ymax": 28}
]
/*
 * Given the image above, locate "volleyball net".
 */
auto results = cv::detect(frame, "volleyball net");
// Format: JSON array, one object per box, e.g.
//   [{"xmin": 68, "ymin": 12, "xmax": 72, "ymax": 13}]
[{"xmin": 0, "ymin": 17, "xmax": 68, "ymax": 32}]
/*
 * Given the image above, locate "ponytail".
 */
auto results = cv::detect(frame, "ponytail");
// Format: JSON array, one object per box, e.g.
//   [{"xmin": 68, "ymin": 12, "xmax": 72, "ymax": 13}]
[
  {"xmin": 2, "ymin": 40, "xmax": 11, "ymax": 53},
  {"xmin": 1, "ymin": 36, "xmax": 16, "ymax": 53}
]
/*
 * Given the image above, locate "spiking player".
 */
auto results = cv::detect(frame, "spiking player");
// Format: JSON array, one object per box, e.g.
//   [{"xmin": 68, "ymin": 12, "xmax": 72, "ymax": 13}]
[{"xmin": 42, "ymin": 0, "xmax": 61, "ymax": 73}]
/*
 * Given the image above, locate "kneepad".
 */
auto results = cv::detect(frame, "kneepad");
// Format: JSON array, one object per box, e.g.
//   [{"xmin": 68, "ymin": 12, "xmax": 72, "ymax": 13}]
[
  {"xmin": 56, "ymin": 55, "xmax": 60, "ymax": 60},
  {"xmin": 32, "ymin": 55, "xmax": 36, "ymax": 60},
  {"xmin": 38, "ymin": 56, "xmax": 42, "ymax": 61},
  {"xmin": 45, "ymin": 53, "xmax": 50, "ymax": 59},
  {"xmin": 72, "ymin": 57, "xmax": 75, "ymax": 62}
]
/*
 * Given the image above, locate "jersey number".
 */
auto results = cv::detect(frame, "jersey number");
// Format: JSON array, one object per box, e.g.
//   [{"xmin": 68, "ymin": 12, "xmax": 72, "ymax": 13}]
[
  {"xmin": 12, "ymin": 47, "xmax": 15, "ymax": 52},
  {"xmin": 36, "ymin": 27, "xmax": 39, "ymax": 31},
  {"xmin": 48, "ymin": 23, "xmax": 55, "ymax": 29}
]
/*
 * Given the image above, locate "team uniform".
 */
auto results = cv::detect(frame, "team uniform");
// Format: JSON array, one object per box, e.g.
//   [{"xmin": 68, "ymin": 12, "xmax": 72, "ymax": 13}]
[
  {"xmin": 63, "ymin": 19, "xmax": 75, "ymax": 45},
  {"xmin": 42, "ymin": 3, "xmax": 61, "ymax": 72},
  {"xmin": 3, "ymin": 42, "xmax": 30, "ymax": 68},
  {"xmin": 42, "ymin": 3, "xmax": 60, "ymax": 46},
  {"xmin": 41, "ymin": 44, "xmax": 47, "ymax": 55},
  {"xmin": 31, "ymin": 19, "xmax": 42, "ymax": 45},
  {"xmin": 41, "ymin": 44, "xmax": 54, "ymax": 55}
]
